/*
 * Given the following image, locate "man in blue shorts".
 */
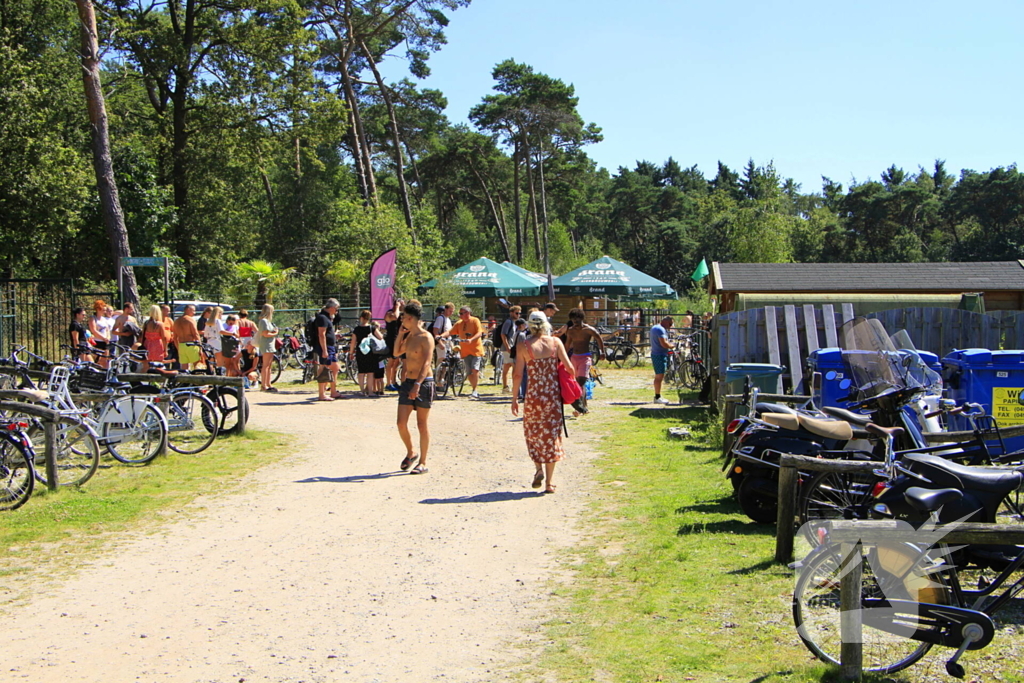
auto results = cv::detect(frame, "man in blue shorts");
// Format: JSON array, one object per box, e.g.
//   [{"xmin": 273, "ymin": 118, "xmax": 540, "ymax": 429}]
[{"xmin": 650, "ymin": 316, "xmax": 675, "ymax": 404}]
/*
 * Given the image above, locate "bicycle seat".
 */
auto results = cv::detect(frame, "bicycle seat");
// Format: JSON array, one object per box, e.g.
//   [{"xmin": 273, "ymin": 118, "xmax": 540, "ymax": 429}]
[
  {"xmin": 904, "ymin": 486, "xmax": 963, "ymax": 514},
  {"xmin": 865, "ymin": 424, "xmax": 904, "ymax": 439},
  {"xmin": 904, "ymin": 453, "xmax": 1024, "ymax": 494},
  {"xmin": 105, "ymin": 380, "xmax": 132, "ymax": 392},
  {"xmin": 820, "ymin": 406, "xmax": 873, "ymax": 426}
]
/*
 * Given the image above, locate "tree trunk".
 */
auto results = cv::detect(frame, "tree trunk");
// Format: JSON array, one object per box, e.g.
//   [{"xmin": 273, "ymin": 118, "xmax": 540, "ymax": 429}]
[
  {"xmin": 361, "ymin": 41, "xmax": 416, "ymax": 248},
  {"xmin": 468, "ymin": 161, "xmax": 511, "ymax": 262},
  {"xmin": 339, "ymin": 59, "xmax": 377, "ymax": 204},
  {"xmin": 171, "ymin": 75, "xmax": 190, "ymax": 276},
  {"xmin": 536, "ymin": 139, "xmax": 551, "ymax": 276},
  {"xmin": 512, "ymin": 141, "xmax": 522, "ymax": 262},
  {"xmin": 346, "ymin": 106, "xmax": 370, "ymax": 200},
  {"xmin": 75, "ymin": 0, "xmax": 140, "ymax": 306},
  {"xmin": 522, "ymin": 137, "xmax": 541, "ymax": 263},
  {"xmin": 403, "ymin": 139, "xmax": 423, "ymax": 203}
]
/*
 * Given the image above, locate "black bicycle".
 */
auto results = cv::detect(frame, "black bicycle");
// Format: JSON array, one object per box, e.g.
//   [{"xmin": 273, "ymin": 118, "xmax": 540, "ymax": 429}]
[{"xmin": 435, "ymin": 341, "xmax": 466, "ymax": 399}]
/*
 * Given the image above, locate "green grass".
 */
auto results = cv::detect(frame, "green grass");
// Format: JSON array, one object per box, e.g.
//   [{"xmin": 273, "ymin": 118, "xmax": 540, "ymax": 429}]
[
  {"xmin": 528, "ymin": 367, "xmax": 948, "ymax": 683},
  {"xmin": 0, "ymin": 429, "xmax": 290, "ymax": 599}
]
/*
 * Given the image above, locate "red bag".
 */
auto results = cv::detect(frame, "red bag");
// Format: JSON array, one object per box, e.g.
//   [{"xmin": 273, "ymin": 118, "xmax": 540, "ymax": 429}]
[
  {"xmin": 558, "ymin": 363, "xmax": 583, "ymax": 405},
  {"xmin": 289, "ymin": 336, "xmax": 300, "ymax": 351}
]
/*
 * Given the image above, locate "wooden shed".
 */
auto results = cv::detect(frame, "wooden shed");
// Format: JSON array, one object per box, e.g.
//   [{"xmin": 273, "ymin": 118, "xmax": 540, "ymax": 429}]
[{"xmin": 710, "ymin": 261, "xmax": 1024, "ymax": 314}]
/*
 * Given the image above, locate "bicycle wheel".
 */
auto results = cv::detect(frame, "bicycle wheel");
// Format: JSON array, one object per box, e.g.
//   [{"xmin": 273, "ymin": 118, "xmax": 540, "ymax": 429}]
[
  {"xmin": 793, "ymin": 543, "xmax": 940, "ymax": 673},
  {"xmin": 627, "ymin": 343, "xmax": 643, "ymax": 368},
  {"xmin": 345, "ymin": 355, "xmax": 357, "ymax": 383},
  {"xmin": 799, "ymin": 469, "xmax": 881, "ymax": 539},
  {"xmin": 688, "ymin": 360, "xmax": 709, "ymax": 391},
  {"xmin": 301, "ymin": 361, "xmax": 316, "ymax": 384},
  {"xmin": 609, "ymin": 342, "xmax": 624, "ymax": 369},
  {"xmin": 29, "ymin": 421, "xmax": 100, "ymax": 487},
  {"xmin": 101, "ymin": 397, "xmax": 167, "ymax": 465},
  {"xmin": 451, "ymin": 362, "xmax": 466, "ymax": 396},
  {"xmin": 0, "ymin": 433, "xmax": 34, "ymax": 510},
  {"xmin": 212, "ymin": 386, "xmax": 247, "ymax": 435},
  {"xmin": 167, "ymin": 391, "xmax": 219, "ymax": 454},
  {"xmin": 271, "ymin": 355, "xmax": 283, "ymax": 383}
]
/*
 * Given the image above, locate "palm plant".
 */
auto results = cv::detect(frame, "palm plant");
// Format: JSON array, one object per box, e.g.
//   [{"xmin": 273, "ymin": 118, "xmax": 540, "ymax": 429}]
[{"xmin": 235, "ymin": 260, "xmax": 296, "ymax": 309}]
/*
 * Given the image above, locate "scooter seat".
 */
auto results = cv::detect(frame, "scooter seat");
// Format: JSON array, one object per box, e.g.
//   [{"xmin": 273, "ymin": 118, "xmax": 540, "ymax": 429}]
[
  {"xmin": 905, "ymin": 454, "xmax": 1023, "ymax": 494},
  {"xmin": 904, "ymin": 486, "xmax": 963, "ymax": 514},
  {"xmin": 755, "ymin": 402, "xmax": 797, "ymax": 416},
  {"xmin": 762, "ymin": 413, "xmax": 854, "ymax": 442},
  {"xmin": 820, "ymin": 406, "xmax": 873, "ymax": 426}
]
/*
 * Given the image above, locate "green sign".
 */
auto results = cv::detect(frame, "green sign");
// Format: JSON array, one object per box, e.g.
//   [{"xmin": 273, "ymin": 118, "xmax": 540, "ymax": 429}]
[{"xmin": 122, "ymin": 257, "xmax": 166, "ymax": 267}]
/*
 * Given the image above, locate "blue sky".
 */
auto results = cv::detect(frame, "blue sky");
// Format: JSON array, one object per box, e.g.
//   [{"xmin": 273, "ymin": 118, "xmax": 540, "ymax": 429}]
[{"xmin": 381, "ymin": 0, "xmax": 1023, "ymax": 193}]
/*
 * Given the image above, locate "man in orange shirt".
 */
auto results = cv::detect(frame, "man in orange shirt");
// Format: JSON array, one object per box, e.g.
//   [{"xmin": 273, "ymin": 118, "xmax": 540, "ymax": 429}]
[{"xmin": 442, "ymin": 305, "xmax": 484, "ymax": 399}]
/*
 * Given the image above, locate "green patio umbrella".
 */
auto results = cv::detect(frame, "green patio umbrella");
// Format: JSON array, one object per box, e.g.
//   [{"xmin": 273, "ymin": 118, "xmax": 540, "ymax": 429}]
[
  {"xmin": 418, "ymin": 257, "xmax": 544, "ymax": 297},
  {"xmin": 552, "ymin": 256, "xmax": 676, "ymax": 298}
]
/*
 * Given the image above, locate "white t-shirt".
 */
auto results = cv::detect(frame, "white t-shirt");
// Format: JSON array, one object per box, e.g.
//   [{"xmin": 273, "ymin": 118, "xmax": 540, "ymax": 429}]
[
  {"xmin": 204, "ymin": 319, "xmax": 223, "ymax": 352},
  {"xmin": 94, "ymin": 315, "xmax": 115, "ymax": 341},
  {"xmin": 433, "ymin": 314, "xmax": 452, "ymax": 337}
]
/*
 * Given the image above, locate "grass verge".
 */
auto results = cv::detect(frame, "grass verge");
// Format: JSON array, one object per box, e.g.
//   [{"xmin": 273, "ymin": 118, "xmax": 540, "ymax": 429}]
[
  {"xmin": 530, "ymin": 366, "xmax": 1018, "ymax": 683},
  {"xmin": 0, "ymin": 429, "xmax": 290, "ymax": 602}
]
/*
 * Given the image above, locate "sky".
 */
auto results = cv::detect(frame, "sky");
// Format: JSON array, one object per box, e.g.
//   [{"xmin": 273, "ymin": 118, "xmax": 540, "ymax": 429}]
[{"xmin": 380, "ymin": 0, "xmax": 1024, "ymax": 193}]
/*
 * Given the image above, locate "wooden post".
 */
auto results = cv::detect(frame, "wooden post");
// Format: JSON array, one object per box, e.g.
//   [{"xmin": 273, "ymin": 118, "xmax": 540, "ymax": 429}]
[
  {"xmin": 236, "ymin": 381, "xmax": 248, "ymax": 435},
  {"xmin": 774, "ymin": 462, "xmax": 798, "ymax": 563},
  {"xmin": 43, "ymin": 420, "xmax": 58, "ymax": 490},
  {"xmin": 839, "ymin": 541, "xmax": 863, "ymax": 680}
]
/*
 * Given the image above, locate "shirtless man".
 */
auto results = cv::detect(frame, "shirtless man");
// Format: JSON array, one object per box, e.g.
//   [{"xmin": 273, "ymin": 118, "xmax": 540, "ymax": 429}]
[
  {"xmin": 173, "ymin": 304, "xmax": 202, "ymax": 370},
  {"xmin": 394, "ymin": 300, "xmax": 435, "ymax": 475},
  {"xmin": 563, "ymin": 308, "xmax": 605, "ymax": 414}
]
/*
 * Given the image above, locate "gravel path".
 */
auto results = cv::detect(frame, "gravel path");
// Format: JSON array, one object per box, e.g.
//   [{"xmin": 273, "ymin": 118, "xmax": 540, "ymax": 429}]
[{"xmin": 4, "ymin": 386, "xmax": 597, "ymax": 682}]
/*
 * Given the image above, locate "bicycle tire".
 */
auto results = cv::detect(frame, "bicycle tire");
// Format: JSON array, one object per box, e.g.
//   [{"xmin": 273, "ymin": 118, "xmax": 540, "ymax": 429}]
[
  {"xmin": 301, "ymin": 362, "xmax": 316, "ymax": 384},
  {"xmin": 688, "ymin": 360, "xmax": 709, "ymax": 391},
  {"xmin": 28, "ymin": 421, "xmax": 100, "ymax": 487},
  {"xmin": 212, "ymin": 386, "xmax": 247, "ymax": 435},
  {"xmin": 345, "ymin": 355, "xmax": 357, "ymax": 383},
  {"xmin": 101, "ymin": 397, "xmax": 167, "ymax": 465},
  {"xmin": 627, "ymin": 344, "xmax": 643, "ymax": 368},
  {"xmin": 0, "ymin": 432, "xmax": 34, "ymax": 510},
  {"xmin": 799, "ymin": 469, "xmax": 881, "ymax": 540},
  {"xmin": 793, "ymin": 543, "xmax": 939, "ymax": 673},
  {"xmin": 271, "ymin": 355, "xmax": 283, "ymax": 384},
  {"xmin": 451, "ymin": 362, "xmax": 466, "ymax": 397},
  {"xmin": 167, "ymin": 391, "xmax": 219, "ymax": 454}
]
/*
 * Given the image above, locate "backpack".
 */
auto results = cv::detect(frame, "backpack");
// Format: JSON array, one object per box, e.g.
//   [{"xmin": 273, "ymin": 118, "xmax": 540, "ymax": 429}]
[
  {"xmin": 304, "ymin": 316, "xmax": 318, "ymax": 345},
  {"xmin": 490, "ymin": 320, "xmax": 505, "ymax": 349}
]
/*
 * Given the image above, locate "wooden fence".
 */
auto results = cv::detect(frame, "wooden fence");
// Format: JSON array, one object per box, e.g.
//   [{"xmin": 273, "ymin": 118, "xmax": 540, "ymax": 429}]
[{"xmin": 712, "ymin": 306, "xmax": 1024, "ymax": 403}]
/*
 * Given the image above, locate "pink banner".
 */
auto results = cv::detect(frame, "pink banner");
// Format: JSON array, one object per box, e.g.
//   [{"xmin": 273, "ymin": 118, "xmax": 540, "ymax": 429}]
[{"xmin": 369, "ymin": 248, "xmax": 397, "ymax": 321}]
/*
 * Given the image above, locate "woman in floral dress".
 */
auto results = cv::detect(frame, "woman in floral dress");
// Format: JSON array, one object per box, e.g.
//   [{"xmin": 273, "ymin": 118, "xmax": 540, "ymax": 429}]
[{"xmin": 511, "ymin": 311, "xmax": 574, "ymax": 493}]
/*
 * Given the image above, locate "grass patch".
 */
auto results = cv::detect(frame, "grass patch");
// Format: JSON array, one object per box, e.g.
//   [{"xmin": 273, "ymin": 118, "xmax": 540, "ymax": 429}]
[
  {"xmin": 529, "ymin": 366, "xmax": 971, "ymax": 683},
  {"xmin": 0, "ymin": 429, "xmax": 290, "ymax": 601}
]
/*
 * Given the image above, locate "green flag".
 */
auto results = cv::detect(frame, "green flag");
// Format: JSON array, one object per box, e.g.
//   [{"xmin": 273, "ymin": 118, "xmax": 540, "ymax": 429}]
[{"xmin": 691, "ymin": 258, "xmax": 709, "ymax": 281}]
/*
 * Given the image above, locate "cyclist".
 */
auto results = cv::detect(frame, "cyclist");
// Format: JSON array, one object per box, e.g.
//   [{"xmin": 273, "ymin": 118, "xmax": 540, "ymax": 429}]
[
  {"xmin": 650, "ymin": 316, "xmax": 676, "ymax": 405},
  {"xmin": 442, "ymin": 305, "xmax": 485, "ymax": 399}
]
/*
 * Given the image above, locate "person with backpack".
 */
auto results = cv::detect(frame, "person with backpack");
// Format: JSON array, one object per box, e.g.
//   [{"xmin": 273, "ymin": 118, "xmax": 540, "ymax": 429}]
[{"xmin": 498, "ymin": 306, "xmax": 521, "ymax": 392}]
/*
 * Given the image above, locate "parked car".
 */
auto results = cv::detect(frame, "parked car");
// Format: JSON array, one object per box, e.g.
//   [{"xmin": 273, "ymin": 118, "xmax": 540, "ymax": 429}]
[{"xmin": 170, "ymin": 300, "xmax": 234, "ymax": 317}]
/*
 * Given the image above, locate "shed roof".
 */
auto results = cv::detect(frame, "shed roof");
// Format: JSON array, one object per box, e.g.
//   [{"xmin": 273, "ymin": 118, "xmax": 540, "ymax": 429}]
[{"xmin": 712, "ymin": 261, "xmax": 1024, "ymax": 293}]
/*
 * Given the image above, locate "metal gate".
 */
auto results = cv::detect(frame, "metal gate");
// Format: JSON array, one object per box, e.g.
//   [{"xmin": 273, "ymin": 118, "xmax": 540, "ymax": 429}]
[{"xmin": 0, "ymin": 280, "xmax": 115, "ymax": 361}]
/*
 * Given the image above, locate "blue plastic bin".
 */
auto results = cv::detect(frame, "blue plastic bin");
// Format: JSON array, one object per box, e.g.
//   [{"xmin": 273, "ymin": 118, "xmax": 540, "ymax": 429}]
[{"xmin": 943, "ymin": 349, "xmax": 1024, "ymax": 453}]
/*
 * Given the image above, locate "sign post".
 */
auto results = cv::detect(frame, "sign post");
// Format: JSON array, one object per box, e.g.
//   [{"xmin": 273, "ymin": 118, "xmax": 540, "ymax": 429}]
[{"xmin": 118, "ymin": 257, "xmax": 170, "ymax": 308}]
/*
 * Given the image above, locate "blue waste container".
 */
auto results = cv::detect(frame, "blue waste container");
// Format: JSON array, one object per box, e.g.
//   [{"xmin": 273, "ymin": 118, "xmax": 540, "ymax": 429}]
[
  {"xmin": 943, "ymin": 349, "xmax": 1024, "ymax": 453},
  {"xmin": 808, "ymin": 348, "xmax": 941, "ymax": 411}
]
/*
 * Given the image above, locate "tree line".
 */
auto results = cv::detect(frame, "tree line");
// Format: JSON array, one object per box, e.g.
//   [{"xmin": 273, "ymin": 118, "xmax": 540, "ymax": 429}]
[{"xmin": 2, "ymin": 0, "xmax": 1023, "ymax": 308}]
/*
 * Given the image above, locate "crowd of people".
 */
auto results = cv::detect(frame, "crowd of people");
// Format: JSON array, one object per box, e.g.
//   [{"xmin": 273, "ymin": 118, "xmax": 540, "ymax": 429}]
[
  {"xmin": 69, "ymin": 300, "xmax": 282, "ymax": 391},
  {"xmin": 70, "ymin": 295, "xmax": 703, "ymax": 493}
]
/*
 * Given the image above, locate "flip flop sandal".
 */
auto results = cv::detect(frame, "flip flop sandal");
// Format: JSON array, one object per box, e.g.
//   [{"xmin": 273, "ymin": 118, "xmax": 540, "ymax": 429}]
[
  {"xmin": 532, "ymin": 471, "xmax": 544, "ymax": 489},
  {"xmin": 410, "ymin": 465, "xmax": 428, "ymax": 475},
  {"xmin": 400, "ymin": 454, "xmax": 419, "ymax": 471},
  {"xmin": 544, "ymin": 485, "xmax": 557, "ymax": 494}
]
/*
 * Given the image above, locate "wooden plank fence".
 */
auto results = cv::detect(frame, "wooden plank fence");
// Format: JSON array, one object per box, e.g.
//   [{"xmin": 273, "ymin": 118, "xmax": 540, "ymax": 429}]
[{"xmin": 712, "ymin": 306, "xmax": 1024, "ymax": 404}]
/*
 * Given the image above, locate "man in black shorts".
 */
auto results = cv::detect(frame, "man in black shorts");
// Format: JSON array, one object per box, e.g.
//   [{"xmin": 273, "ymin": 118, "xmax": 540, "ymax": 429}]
[
  {"xmin": 393, "ymin": 301, "xmax": 435, "ymax": 474},
  {"xmin": 312, "ymin": 298, "xmax": 341, "ymax": 401}
]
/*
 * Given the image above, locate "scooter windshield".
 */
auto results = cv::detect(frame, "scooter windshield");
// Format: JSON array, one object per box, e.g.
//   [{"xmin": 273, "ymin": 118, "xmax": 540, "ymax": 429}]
[
  {"xmin": 889, "ymin": 329, "xmax": 942, "ymax": 396},
  {"xmin": 838, "ymin": 317, "xmax": 909, "ymax": 400}
]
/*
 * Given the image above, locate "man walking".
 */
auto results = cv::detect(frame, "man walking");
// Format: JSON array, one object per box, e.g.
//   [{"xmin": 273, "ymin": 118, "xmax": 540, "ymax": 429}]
[
  {"xmin": 394, "ymin": 301, "xmax": 434, "ymax": 474},
  {"xmin": 499, "ymin": 305, "xmax": 521, "ymax": 392},
  {"xmin": 443, "ymin": 305, "xmax": 484, "ymax": 399},
  {"xmin": 312, "ymin": 298, "xmax": 341, "ymax": 401},
  {"xmin": 650, "ymin": 315, "xmax": 675, "ymax": 404},
  {"xmin": 563, "ymin": 308, "xmax": 605, "ymax": 414},
  {"xmin": 173, "ymin": 304, "xmax": 202, "ymax": 370}
]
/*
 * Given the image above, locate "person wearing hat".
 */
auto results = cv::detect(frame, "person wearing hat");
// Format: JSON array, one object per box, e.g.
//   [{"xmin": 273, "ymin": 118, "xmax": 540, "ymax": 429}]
[{"xmin": 511, "ymin": 310, "xmax": 574, "ymax": 493}]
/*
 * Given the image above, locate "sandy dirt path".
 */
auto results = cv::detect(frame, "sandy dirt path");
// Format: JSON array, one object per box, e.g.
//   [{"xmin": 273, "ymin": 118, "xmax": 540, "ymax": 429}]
[{"xmin": 4, "ymin": 386, "xmax": 597, "ymax": 682}]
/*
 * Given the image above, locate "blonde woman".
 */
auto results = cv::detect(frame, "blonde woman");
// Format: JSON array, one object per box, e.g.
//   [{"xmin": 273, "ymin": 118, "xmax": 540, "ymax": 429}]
[
  {"xmin": 140, "ymin": 305, "xmax": 168, "ymax": 372},
  {"xmin": 203, "ymin": 306, "xmax": 224, "ymax": 370},
  {"xmin": 256, "ymin": 304, "xmax": 279, "ymax": 391},
  {"xmin": 511, "ymin": 311, "xmax": 574, "ymax": 493}
]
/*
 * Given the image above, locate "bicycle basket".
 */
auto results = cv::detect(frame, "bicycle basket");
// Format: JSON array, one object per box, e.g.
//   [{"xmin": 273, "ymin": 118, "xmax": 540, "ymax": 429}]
[
  {"xmin": 47, "ymin": 365, "xmax": 73, "ymax": 398},
  {"xmin": 73, "ymin": 366, "xmax": 108, "ymax": 393}
]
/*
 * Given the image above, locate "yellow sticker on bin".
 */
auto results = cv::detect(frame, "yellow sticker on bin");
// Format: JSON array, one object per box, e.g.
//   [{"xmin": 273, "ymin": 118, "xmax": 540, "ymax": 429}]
[{"xmin": 992, "ymin": 387, "xmax": 1024, "ymax": 423}]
